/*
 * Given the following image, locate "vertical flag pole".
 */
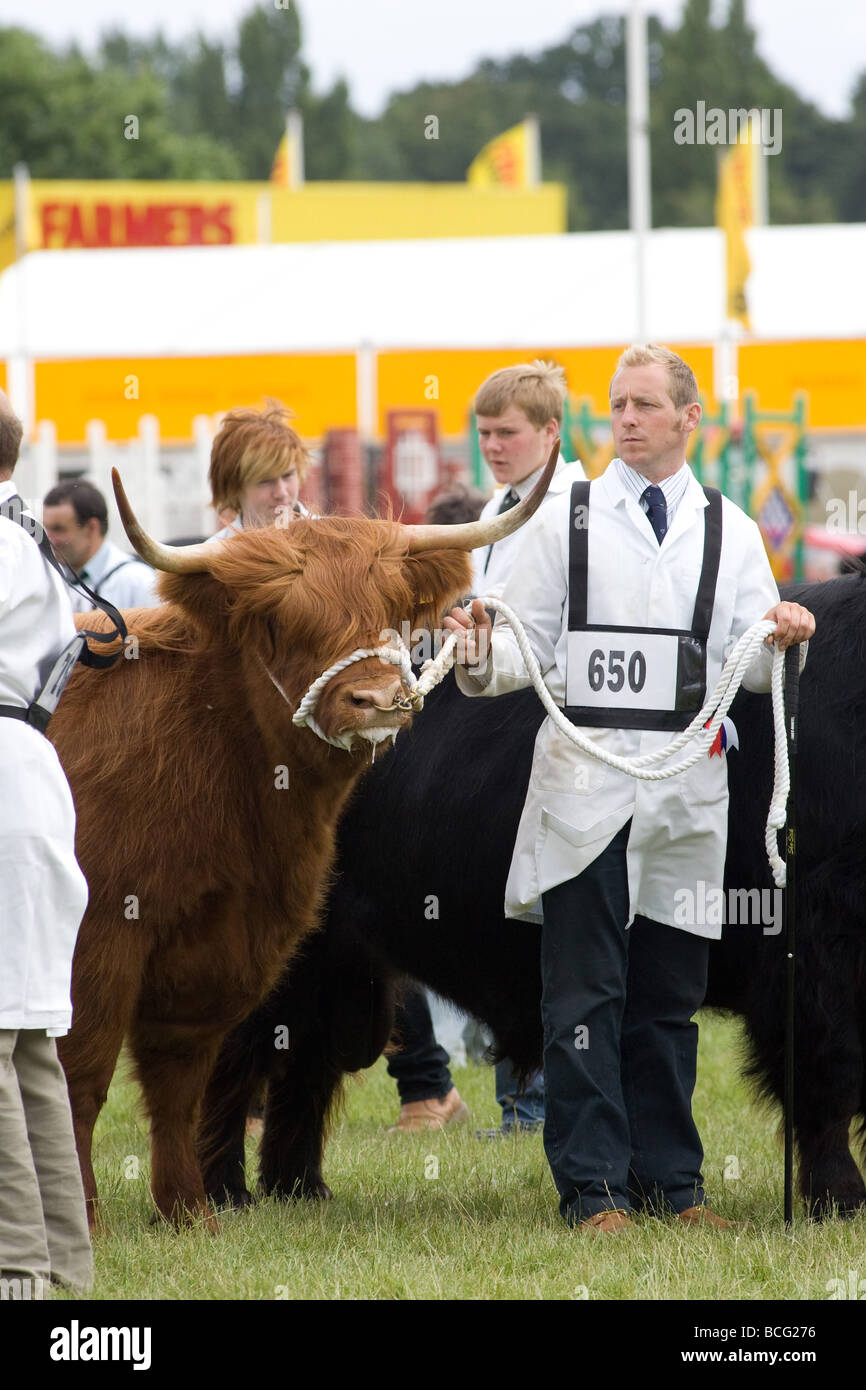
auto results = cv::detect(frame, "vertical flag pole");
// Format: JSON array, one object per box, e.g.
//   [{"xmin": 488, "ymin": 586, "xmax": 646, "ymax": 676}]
[
  {"xmin": 288, "ymin": 109, "xmax": 305, "ymax": 190},
  {"xmin": 525, "ymin": 114, "xmax": 541, "ymax": 187},
  {"xmin": 11, "ymin": 162, "xmax": 32, "ymax": 439},
  {"xmin": 626, "ymin": 0, "xmax": 651, "ymax": 341},
  {"xmin": 783, "ymin": 645, "xmax": 799, "ymax": 1228}
]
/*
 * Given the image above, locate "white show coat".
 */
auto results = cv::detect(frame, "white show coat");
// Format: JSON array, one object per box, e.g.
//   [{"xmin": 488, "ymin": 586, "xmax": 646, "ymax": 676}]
[
  {"xmin": 67, "ymin": 536, "xmax": 160, "ymax": 614},
  {"xmin": 209, "ymin": 499, "xmax": 313, "ymax": 544},
  {"xmin": 471, "ymin": 458, "xmax": 587, "ymax": 598},
  {"xmin": 457, "ymin": 460, "xmax": 804, "ymax": 938},
  {"xmin": 0, "ymin": 480, "xmax": 89, "ymax": 1033}
]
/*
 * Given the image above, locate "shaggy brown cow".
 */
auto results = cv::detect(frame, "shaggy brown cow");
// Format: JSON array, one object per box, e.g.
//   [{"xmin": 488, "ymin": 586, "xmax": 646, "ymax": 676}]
[{"xmin": 49, "ymin": 452, "xmax": 556, "ymax": 1227}]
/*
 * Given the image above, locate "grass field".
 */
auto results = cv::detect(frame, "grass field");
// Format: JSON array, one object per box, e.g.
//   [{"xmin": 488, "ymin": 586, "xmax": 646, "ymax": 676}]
[{"xmin": 62, "ymin": 1012, "xmax": 865, "ymax": 1302}]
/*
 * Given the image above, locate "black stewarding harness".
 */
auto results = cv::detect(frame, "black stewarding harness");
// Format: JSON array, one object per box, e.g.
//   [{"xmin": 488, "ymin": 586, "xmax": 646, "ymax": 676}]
[
  {"xmin": 0, "ymin": 494, "xmax": 129, "ymax": 734},
  {"xmin": 563, "ymin": 479, "xmax": 723, "ymax": 732}
]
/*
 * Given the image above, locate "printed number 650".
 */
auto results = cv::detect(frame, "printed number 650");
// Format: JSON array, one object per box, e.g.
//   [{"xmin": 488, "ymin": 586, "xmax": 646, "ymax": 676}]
[{"xmin": 587, "ymin": 648, "xmax": 647, "ymax": 694}]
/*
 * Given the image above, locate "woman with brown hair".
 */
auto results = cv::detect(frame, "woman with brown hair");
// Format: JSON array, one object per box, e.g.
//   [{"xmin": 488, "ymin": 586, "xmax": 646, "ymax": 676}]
[{"xmin": 209, "ymin": 399, "xmax": 313, "ymax": 539}]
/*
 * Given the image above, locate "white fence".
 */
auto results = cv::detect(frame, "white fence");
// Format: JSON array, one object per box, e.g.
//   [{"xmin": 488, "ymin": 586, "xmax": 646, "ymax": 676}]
[{"xmin": 15, "ymin": 415, "xmax": 217, "ymax": 544}]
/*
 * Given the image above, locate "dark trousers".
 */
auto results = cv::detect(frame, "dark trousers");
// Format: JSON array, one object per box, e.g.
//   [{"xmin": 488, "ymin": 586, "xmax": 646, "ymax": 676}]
[
  {"xmin": 541, "ymin": 823, "xmax": 710, "ymax": 1223},
  {"xmin": 386, "ymin": 985, "xmax": 453, "ymax": 1104}
]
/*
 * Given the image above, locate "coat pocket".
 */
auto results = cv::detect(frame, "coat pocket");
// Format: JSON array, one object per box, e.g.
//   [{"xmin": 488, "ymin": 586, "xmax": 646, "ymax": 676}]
[{"xmin": 541, "ymin": 805, "xmax": 633, "ymax": 849}]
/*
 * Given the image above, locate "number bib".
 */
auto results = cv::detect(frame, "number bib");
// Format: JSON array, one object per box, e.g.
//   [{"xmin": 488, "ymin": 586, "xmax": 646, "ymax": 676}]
[{"xmin": 563, "ymin": 481, "xmax": 722, "ymax": 732}]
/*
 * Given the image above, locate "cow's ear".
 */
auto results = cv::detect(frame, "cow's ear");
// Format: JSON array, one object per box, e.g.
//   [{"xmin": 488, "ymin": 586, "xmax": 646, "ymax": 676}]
[
  {"xmin": 156, "ymin": 570, "xmax": 230, "ymax": 632},
  {"xmin": 402, "ymin": 551, "xmax": 472, "ymax": 629}
]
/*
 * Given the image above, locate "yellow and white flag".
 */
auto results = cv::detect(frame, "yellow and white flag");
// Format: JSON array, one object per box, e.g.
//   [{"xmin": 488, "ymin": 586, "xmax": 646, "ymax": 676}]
[
  {"xmin": 716, "ymin": 122, "xmax": 759, "ymax": 330},
  {"xmin": 467, "ymin": 117, "xmax": 540, "ymax": 188},
  {"xmin": 270, "ymin": 111, "xmax": 304, "ymax": 189},
  {"xmin": 270, "ymin": 132, "xmax": 291, "ymax": 187}
]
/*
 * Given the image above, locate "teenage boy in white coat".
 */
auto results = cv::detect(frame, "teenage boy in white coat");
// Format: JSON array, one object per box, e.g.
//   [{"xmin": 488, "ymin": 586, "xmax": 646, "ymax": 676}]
[
  {"xmin": 472, "ymin": 362, "xmax": 586, "ymax": 600},
  {"xmin": 471, "ymin": 361, "xmax": 586, "ymax": 1134},
  {"xmin": 445, "ymin": 346, "xmax": 815, "ymax": 1232},
  {"xmin": 0, "ymin": 390, "xmax": 93, "ymax": 1294}
]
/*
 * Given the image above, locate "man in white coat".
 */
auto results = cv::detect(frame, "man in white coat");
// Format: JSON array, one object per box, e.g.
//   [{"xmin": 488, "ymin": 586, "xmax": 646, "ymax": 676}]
[
  {"xmin": 43, "ymin": 479, "xmax": 159, "ymax": 614},
  {"xmin": 445, "ymin": 346, "xmax": 815, "ymax": 1232},
  {"xmin": 471, "ymin": 361, "xmax": 586, "ymax": 1134},
  {"xmin": 0, "ymin": 391, "xmax": 93, "ymax": 1294}
]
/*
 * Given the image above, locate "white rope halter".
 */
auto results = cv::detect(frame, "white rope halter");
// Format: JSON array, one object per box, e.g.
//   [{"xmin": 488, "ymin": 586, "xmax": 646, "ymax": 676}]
[
  {"xmin": 285, "ymin": 641, "xmax": 417, "ymax": 749},
  {"xmin": 284, "ymin": 600, "xmax": 793, "ymax": 885}
]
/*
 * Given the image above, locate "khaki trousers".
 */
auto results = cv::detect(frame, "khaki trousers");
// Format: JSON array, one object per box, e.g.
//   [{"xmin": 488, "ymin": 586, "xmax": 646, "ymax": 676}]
[{"xmin": 0, "ymin": 1029, "xmax": 93, "ymax": 1295}]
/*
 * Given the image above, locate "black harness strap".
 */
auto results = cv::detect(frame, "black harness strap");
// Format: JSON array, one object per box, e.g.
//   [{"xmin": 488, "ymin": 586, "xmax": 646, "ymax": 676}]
[
  {"xmin": 568, "ymin": 481, "xmax": 591, "ymax": 630},
  {"xmin": 91, "ymin": 557, "xmax": 137, "ymax": 590},
  {"xmin": 564, "ymin": 479, "xmax": 724, "ymax": 732},
  {"xmin": 0, "ymin": 496, "xmax": 132, "ymax": 735},
  {"xmin": 0, "ymin": 495, "xmax": 129, "ymax": 668},
  {"xmin": 690, "ymin": 486, "xmax": 723, "ymax": 639},
  {"xmin": 0, "ymin": 702, "xmax": 53, "ymax": 734}
]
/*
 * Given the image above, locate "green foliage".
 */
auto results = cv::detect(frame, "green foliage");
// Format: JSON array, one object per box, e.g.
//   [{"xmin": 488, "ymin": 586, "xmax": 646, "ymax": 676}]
[
  {"xmin": 0, "ymin": 25, "xmax": 240, "ymax": 179},
  {"xmin": 235, "ymin": 3, "xmax": 308, "ymax": 177},
  {"xmin": 0, "ymin": 1, "xmax": 863, "ymax": 230},
  {"xmin": 304, "ymin": 78, "xmax": 357, "ymax": 181}
]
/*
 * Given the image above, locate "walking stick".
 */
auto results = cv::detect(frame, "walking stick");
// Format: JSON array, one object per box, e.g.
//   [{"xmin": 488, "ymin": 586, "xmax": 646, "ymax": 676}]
[{"xmin": 783, "ymin": 645, "xmax": 799, "ymax": 1229}]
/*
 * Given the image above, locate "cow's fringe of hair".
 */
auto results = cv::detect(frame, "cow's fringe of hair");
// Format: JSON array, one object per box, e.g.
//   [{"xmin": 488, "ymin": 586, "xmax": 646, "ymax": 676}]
[
  {"xmin": 96, "ymin": 520, "xmax": 471, "ymax": 663},
  {"xmin": 201, "ymin": 517, "xmax": 469, "ymax": 655}
]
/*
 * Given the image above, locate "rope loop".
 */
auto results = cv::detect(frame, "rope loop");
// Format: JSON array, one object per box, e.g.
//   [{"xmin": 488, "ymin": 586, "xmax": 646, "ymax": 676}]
[{"xmin": 288, "ymin": 598, "xmax": 792, "ymax": 886}]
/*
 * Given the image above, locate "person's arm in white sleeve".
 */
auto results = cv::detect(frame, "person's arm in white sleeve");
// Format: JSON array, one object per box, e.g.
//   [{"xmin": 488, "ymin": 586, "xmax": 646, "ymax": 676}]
[
  {"xmin": 449, "ymin": 506, "xmax": 567, "ymax": 698},
  {"xmin": 733, "ymin": 519, "xmax": 811, "ymax": 693}
]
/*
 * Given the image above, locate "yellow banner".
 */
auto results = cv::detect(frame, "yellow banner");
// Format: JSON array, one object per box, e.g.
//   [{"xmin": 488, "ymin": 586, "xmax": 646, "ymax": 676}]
[
  {"xmin": 467, "ymin": 119, "xmax": 538, "ymax": 188},
  {"xmin": 0, "ymin": 178, "xmax": 564, "ymax": 274},
  {"xmin": 0, "ymin": 184, "xmax": 14, "ymax": 277},
  {"xmin": 24, "ymin": 181, "xmax": 262, "ymax": 255},
  {"xmin": 716, "ymin": 127, "xmax": 757, "ymax": 330}
]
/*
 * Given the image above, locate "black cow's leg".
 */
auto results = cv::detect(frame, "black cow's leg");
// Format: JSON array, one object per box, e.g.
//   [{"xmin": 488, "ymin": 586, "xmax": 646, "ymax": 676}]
[
  {"xmin": 198, "ymin": 1016, "xmax": 268, "ymax": 1209},
  {"xmin": 794, "ymin": 933, "xmax": 866, "ymax": 1218},
  {"xmin": 742, "ymin": 921, "xmax": 866, "ymax": 1219},
  {"xmin": 259, "ymin": 1045, "xmax": 342, "ymax": 1201},
  {"xmin": 799, "ymin": 1119, "xmax": 866, "ymax": 1220},
  {"xmin": 259, "ymin": 967, "xmax": 394, "ymax": 1201}
]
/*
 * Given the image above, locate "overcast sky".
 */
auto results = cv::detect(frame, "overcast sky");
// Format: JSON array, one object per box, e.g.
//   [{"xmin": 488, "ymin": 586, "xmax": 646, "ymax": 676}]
[{"xmin": 2, "ymin": 0, "xmax": 864, "ymax": 121}]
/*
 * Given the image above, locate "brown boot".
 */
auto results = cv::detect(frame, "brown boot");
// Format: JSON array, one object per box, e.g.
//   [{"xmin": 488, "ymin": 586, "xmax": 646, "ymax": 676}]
[
  {"xmin": 677, "ymin": 1205, "xmax": 733, "ymax": 1230},
  {"xmin": 580, "ymin": 1209, "xmax": 634, "ymax": 1234},
  {"xmin": 387, "ymin": 1087, "xmax": 469, "ymax": 1133}
]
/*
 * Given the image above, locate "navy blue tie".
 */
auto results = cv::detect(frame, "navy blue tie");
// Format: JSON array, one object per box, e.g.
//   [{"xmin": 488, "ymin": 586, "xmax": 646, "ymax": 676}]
[
  {"xmin": 484, "ymin": 489, "xmax": 519, "ymax": 573},
  {"xmin": 641, "ymin": 485, "xmax": 667, "ymax": 545}
]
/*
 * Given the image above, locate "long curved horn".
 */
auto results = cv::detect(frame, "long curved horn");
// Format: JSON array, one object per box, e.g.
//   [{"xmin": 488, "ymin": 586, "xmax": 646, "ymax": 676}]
[
  {"xmin": 402, "ymin": 439, "xmax": 559, "ymax": 554},
  {"xmin": 112, "ymin": 468, "xmax": 215, "ymax": 574}
]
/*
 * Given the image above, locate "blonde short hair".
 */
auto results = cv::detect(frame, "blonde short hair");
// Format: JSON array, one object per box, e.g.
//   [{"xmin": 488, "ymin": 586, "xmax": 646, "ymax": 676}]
[
  {"xmin": 209, "ymin": 400, "xmax": 311, "ymax": 514},
  {"xmin": 474, "ymin": 360, "xmax": 567, "ymax": 428},
  {"xmin": 611, "ymin": 344, "xmax": 699, "ymax": 411}
]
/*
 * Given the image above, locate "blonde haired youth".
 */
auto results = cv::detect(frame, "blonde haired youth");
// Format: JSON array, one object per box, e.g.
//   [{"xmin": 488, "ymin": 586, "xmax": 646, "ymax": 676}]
[
  {"xmin": 474, "ymin": 360, "xmax": 567, "ymax": 428},
  {"xmin": 209, "ymin": 399, "xmax": 311, "ymax": 515}
]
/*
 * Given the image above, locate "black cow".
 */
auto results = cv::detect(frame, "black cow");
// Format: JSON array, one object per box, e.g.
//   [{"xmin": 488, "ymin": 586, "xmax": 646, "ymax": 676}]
[{"xmin": 200, "ymin": 573, "xmax": 866, "ymax": 1219}]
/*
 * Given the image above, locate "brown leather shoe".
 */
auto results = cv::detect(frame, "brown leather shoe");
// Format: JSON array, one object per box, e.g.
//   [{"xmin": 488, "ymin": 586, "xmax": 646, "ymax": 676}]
[
  {"xmin": 580, "ymin": 1209, "xmax": 634, "ymax": 1234},
  {"xmin": 677, "ymin": 1205, "xmax": 733, "ymax": 1229},
  {"xmin": 387, "ymin": 1087, "xmax": 469, "ymax": 1133}
]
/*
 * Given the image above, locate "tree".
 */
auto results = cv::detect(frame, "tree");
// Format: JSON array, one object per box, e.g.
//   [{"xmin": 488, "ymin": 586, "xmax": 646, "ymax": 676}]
[
  {"xmin": 171, "ymin": 38, "xmax": 236, "ymax": 147},
  {"xmin": 835, "ymin": 73, "xmax": 866, "ymax": 221},
  {"xmin": 234, "ymin": 2, "xmax": 309, "ymax": 177},
  {"xmin": 303, "ymin": 78, "xmax": 356, "ymax": 180},
  {"xmin": 0, "ymin": 3, "xmax": 860, "ymax": 228}
]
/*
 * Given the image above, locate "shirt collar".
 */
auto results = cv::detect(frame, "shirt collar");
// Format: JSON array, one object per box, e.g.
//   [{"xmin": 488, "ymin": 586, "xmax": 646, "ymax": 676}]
[
  {"xmin": 78, "ymin": 538, "xmax": 122, "ymax": 585},
  {"xmin": 505, "ymin": 457, "xmax": 570, "ymax": 502},
  {"xmin": 603, "ymin": 457, "xmax": 698, "ymax": 508}
]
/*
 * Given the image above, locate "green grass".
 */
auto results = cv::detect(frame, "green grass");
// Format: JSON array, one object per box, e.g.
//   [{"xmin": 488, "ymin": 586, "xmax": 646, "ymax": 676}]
[{"xmin": 61, "ymin": 1013, "xmax": 865, "ymax": 1301}]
